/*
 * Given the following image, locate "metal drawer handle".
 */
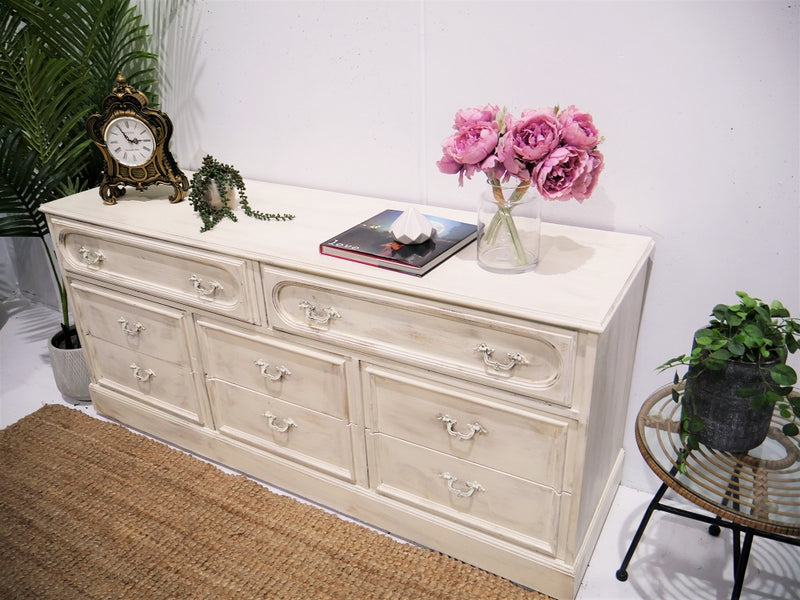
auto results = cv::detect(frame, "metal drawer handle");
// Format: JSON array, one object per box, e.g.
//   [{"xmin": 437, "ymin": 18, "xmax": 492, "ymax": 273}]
[
  {"xmin": 263, "ymin": 412, "xmax": 296, "ymax": 433},
  {"xmin": 254, "ymin": 359, "xmax": 291, "ymax": 382},
  {"xmin": 437, "ymin": 414, "xmax": 486, "ymax": 441},
  {"xmin": 475, "ymin": 343, "xmax": 527, "ymax": 372},
  {"xmin": 189, "ymin": 274, "xmax": 223, "ymax": 297},
  {"xmin": 77, "ymin": 246, "xmax": 105, "ymax": 267},
  {"xmin": 298, "ymin": 300, "xmax": 340, "ymax": 325},
  {"xmin": 440, "ymin": 472, "xmax": 485, "ymax": 498},
  {"xmin": 118, "ymin": 317, "xmax": 145, "ymax": 336},
  {"xmin": 129, "ymin": 363, "xmax": 156, "ymax": 382}
]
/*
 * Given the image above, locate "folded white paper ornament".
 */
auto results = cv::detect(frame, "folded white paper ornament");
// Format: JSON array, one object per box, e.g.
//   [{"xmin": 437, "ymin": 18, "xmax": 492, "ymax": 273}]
[{"xmin": 390, "ymin": 208, "xmax": 435, "ymax": 244}]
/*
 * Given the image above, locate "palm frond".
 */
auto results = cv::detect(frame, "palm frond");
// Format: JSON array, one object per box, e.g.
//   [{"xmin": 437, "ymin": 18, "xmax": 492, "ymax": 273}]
[{"xmin": 0, "ymin": 126, "xmax": 66, "ymax": 239}]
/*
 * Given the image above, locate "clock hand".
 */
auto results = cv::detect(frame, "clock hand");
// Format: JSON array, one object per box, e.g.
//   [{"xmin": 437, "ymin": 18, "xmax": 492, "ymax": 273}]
[{"xmin": 117, "ymin": 124, "xmax": 134, "ymax": 143}]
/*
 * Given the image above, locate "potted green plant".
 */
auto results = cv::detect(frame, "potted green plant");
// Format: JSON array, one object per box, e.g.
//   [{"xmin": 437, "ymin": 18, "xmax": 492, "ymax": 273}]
[
  {"xmin": 188, "ymin": 154, "xmax": 294, "ymax": 232},
  {"xmin": 659, "ymin": 291, "xmax": 800, "ymax": 455},
  {"xmin": 0, "ymin": 0, "xmax": 159, "ymax": 399}
]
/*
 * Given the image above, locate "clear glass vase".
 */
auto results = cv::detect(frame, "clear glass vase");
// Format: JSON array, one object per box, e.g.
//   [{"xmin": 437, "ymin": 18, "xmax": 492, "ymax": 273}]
[{"xmin": 477, "ymin": 182, "xmax": 541, "ymax": 273}]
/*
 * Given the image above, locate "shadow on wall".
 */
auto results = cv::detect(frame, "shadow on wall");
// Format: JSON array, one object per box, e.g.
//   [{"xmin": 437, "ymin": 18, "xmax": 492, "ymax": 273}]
[
  {"xmin": 541, "ymin": 185, "xmax": 617, "ymax": 232},
  {"xmin": 137, "ymin": 0, "xmax": 204, "ymax": 168}
]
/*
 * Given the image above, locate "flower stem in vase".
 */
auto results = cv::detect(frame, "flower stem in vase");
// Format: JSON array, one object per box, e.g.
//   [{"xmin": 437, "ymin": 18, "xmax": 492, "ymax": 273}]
[{"xmin": 485, "ymin": 180, "xmax": 529, "ymax": 265}]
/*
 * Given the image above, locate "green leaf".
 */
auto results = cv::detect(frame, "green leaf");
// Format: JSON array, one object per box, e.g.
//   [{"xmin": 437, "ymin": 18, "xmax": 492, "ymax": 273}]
[
  {"xmin": 709, "ymin": 349, "xmax": 732, "ymax": 362},
  {"xmin": 0, "ymin": 126, "xmax": 66, "ymax": 238},
  {"xmin": 765, "ymin": 390, "xmax": 785, "ymax": 405},
  {"xmin": 736, "ymin": 387, "xmax": 761, "ymax": 398},
  {"xmin": 737, "ymin": 291, "xmax": 758, "ymax": 308},
  {"xmin": 726, "ymin": 340, "xmax": 746, "ymax": 356},
  {"xmin": 771, "ymin": 300, "xmax": 790, "ymax": 318},
  {"xmin": 783, "ymin": 423, "xmax": 799, "ymax": 437},
  {"xmin": 687, "ymin": 415, "xmax": 704, "ymax": 433},
  {"xmin": 770, "ymin": 364, "xmax": 797, "ymax": 386},
  {"xmin": 754, "ymin": 305, "xmax": 771, "ymax": 322},
  {"xmin": 712, "ymin": 304, "xmax": 730, "ymax": 322},
  {"xmin": 743, "ymin": 323, "xmax": 764, "ymax": 340},
  {"xmin": 695, "ymin": 335, "xmax": 714, "ymax": 347},
  {"xmin": 727, "ymin": 313, "xmax": 743, "ymax": 327}
]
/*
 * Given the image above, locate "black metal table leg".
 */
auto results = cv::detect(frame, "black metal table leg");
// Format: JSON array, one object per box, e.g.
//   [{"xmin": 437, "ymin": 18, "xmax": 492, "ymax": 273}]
[
  {"xmin": 616, "ymin": 481, "xmax": 671, "ymax": 581},
  {"xmin": 730, "ymin": 530, "xmax": 754, "ymax": 600}
]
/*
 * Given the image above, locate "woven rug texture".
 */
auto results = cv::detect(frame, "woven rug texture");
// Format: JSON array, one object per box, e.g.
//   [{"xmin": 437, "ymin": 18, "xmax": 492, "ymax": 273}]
[{"xmin": 0, "ymin": 404, "xmax": 551, "ymax": 599}]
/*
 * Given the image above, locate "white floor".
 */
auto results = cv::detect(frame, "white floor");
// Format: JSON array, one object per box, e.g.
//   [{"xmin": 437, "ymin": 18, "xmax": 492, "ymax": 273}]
[{"xmin": 2, "ymin": 298, "xmax": 798, "ymax": 600}]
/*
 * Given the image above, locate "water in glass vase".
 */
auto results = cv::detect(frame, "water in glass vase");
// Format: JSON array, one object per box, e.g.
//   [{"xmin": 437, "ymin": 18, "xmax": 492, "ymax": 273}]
[{"xmin": 477, "ymin": 183, "xmax": 541, "ymax": 273}]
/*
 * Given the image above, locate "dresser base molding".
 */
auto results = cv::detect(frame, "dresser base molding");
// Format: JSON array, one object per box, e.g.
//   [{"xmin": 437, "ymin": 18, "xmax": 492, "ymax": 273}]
[{"xmin": 92, "ymin": 384, "xmax": 600, "ymax": 600}]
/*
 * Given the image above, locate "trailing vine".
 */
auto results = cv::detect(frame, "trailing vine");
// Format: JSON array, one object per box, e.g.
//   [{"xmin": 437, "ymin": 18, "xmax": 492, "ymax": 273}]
[{"xmin": 188, "ymin": 155, "xmax": 294, "ymax": 232}]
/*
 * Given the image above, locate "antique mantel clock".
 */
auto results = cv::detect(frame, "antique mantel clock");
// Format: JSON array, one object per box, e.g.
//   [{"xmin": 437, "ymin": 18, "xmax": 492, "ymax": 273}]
[{"xmin": 87, "ymin": 73, "xmax": 188, "ymax": 205}]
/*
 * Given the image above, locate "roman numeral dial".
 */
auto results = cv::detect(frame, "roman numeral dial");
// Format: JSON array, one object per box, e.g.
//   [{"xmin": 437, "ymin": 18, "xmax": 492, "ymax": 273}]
[{"xmin": 103, "ymin": 116, "xmax": 156, "ymax": 167}]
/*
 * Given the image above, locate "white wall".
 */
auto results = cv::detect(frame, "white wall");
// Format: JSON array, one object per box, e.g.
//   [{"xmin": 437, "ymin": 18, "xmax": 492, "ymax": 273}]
[{"xmin": 154, "ymin": 0, "xmax": 799, "ymax": 490}]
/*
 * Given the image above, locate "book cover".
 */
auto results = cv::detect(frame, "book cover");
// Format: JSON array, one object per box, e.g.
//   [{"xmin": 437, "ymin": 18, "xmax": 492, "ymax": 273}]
[{"xmin": 319, "ymin": 209, "xmax": 478, "ymax": 276}]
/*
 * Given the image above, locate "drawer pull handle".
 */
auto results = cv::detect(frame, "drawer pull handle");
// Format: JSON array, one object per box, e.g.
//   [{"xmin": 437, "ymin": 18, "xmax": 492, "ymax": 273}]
[
  {"xmin": 118, "ymin": 317, "xmax": 145, "ymax": 336},
  {"xmin": 298, "ymin": 300, "xmax": 340, "ymax": 325},
  {"xmin": 129, "ymin": 364, "xmax": 156, "ymax": 382},
  {"xmin": 440, "ymin": 472, "xmax": 485, "ymax": 498},
  {"xmin": 263, "ymin": 412, "xmax": 296, "ymax": 433},
  {"xmin": 475, "ymin": 343, "xmax": 527, "ymax": 372},
  {"xmin": 437, "ymin": 415, "xmax": 486, "ymax": 441},
  {"xmin": 254, "ymin": 359, "xmax": 291, "ymax": 382},
  {"xmin": 77, "ymin": 246, "xmax": 105, "ymax": 267},
  {"xmin": 190, "ymin": 274, "xmax": 223, "ymax": 297}
]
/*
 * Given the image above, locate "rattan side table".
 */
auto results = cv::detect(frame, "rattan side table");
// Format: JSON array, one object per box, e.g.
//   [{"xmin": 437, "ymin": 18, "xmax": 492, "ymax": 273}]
[{"xmin": 616, "ymin": 384, "xmax": 800, "ymax": 599}]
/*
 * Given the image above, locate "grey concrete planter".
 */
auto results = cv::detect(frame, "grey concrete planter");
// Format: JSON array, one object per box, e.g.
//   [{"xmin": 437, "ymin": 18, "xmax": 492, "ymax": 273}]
[
  {"xmin": 48, "ymin": 327, "xmax": 90, "ymax": 402},
  {"xmin": 683, "ymin": 360, "xmax": 775, "ymax": 453}
]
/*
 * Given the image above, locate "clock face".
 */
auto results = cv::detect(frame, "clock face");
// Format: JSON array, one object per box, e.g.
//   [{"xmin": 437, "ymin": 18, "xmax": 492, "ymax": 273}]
[{"xmin": 103, "ymin": 116, "xmax": 156, "ymax": 167}]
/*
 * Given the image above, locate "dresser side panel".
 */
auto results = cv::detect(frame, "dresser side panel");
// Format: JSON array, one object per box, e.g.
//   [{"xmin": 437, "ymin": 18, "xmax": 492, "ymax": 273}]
[{"xmin": 574, "ymin": 264, "xmax": 650, "ymax": 546}]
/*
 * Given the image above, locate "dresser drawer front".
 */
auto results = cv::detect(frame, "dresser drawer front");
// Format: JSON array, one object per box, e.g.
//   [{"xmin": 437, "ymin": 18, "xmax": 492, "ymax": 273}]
[
  {"xmin": 197, "ymin": 320, "xmax": 350, "ymax": 420},
  {"xmin": 53, "ymin": 218, "xmax": 259, "ymax": 323},
  {"xmin": 87, "ymin": 337, "xmax": 201, "ymax": 421},
  {"xmin": 363, "ymin": 365, "xmax": 570, "ymax": 491},
  {"xmin": 209, "ymin": 381, "xmax": 355, "ymax": 481},
  {"xmin": 70, "ymin": 280, "xmax": 191, "ymax": 365},
  {"xmin": 264, "ymin": 269, "xmax": 576, "ymax": 406},
  {"xmin": 369, "ymin": 434, "xmax": 561, "ymax": 555}
]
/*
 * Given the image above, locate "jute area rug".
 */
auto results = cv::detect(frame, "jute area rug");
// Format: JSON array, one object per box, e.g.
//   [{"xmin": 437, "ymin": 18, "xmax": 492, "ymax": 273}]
[{"xmin": 0, "ymin": 404, "xmax": 552, "ymax": 599}]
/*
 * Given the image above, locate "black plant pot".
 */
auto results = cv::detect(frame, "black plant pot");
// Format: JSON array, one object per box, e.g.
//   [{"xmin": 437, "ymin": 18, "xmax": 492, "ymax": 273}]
[{"xmin": 683, "ymin": 360, "xmax": 775, "ymax": 453}]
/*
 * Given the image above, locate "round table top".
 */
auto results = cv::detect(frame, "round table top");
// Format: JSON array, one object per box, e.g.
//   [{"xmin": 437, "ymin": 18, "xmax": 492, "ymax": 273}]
[{"xmin": 636, "ymin": 384, "xmax": 800, "ymax": 537}]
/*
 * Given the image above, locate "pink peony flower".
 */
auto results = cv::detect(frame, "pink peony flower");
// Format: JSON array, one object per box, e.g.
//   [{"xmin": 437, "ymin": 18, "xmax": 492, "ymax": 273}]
[
  {"xmin": 437, "ymin": 120, "xmax": 499, "ymax": 185},
  {"xmin": 534, "ymin": 146, "xmax": 590, "ymax": 200},
  {"xmin": 454, "ymin": 104, "xmax": 500, "ymax": 129},
  {"xmin": 497, "ymin": 109, "xmax": 560, "ymax": 180},
  {"xmin": 438, "ymin": 103, "xmax": 604, "ymax": 201},
  {"xmin": 558, "ymin": 105, "xmax": 600, "ymax": 150},
  {"xmin": 570, "ymin": 150, "xmax": 604, "ymax": 201}
]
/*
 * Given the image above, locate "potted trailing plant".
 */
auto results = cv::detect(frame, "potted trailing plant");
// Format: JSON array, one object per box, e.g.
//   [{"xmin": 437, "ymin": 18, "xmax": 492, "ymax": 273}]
[
  {"xmin": 188, "ymin": 155, "xmax": 294, "ymax": 232},
  {"xmin": 0, "ymin": 0, "xmax": 159, "ymax": 399},
  {"xmin": 659, "ymin": 291, "xmax": 800, "ymax": 455}
]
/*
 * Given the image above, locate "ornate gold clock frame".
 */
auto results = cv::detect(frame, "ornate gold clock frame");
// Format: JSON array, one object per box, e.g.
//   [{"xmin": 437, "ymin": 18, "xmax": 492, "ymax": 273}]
[{"xmin": 87, "ymin": 74, "xmax": 188, "ymax": 205}]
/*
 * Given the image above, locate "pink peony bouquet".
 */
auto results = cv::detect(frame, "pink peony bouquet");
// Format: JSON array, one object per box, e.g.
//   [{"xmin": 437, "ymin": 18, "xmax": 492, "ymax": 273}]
[{"xmin": 437, "ymin": 104, "xmax": 604, "ymax": 202}]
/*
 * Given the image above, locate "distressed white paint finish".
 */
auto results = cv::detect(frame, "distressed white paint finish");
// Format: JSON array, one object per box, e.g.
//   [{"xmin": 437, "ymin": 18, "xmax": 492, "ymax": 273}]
[{"xmin": 42, "ymin": 181, "xmax": 652, "ymax": 600}]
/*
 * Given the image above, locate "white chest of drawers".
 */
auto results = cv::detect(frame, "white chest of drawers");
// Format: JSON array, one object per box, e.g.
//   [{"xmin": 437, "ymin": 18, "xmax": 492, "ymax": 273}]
[{"xmin": 42, "ymin": 180, "xmax": 653, "ymax": 600}]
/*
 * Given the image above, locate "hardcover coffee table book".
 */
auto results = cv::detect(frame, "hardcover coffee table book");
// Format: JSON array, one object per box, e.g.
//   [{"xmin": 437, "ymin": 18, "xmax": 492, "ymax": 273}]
[{"xmin": 320, "ymin": 209, "xmax": 478, "ymax": 275}]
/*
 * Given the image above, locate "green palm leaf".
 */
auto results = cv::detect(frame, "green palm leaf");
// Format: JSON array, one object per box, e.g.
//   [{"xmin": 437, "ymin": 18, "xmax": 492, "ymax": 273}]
[
  {"xmin": 0, "ymin": 0, "xmax": 162, "ymax": 332},
  {"xmin": 0, "ymin": 126, "xmax": 66, "ymax": 239}
]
